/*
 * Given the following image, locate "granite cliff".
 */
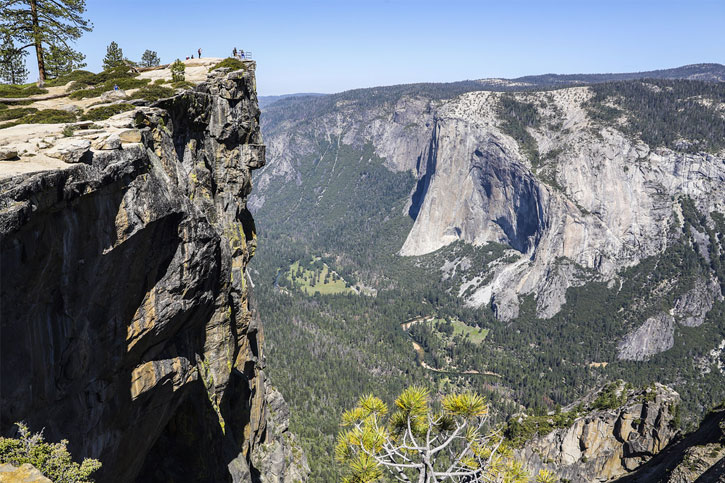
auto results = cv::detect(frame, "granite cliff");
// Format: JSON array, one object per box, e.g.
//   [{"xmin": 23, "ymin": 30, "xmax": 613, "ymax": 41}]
[{"xmin": 0, "ymin": 63, "xmax": 308, "ymax": 482}]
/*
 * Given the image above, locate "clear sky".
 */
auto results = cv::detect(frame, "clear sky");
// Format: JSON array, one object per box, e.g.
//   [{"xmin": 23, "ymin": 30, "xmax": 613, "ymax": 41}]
[{"xmin": 56, "ymin": 0, "xmax": 725, "ymax": 96}]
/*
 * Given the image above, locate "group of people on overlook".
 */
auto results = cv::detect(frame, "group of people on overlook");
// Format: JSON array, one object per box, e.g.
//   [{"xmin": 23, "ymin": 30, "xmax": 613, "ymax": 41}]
[{"xmin": 182, "ymin": 47, "xmax": 249, "ymax": 61}]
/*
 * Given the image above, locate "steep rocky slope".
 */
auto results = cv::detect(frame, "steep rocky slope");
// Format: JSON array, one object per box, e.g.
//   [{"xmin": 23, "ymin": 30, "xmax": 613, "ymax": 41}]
[
  {"xmin": 614, "ymin": 404, "xmax": 725, "ymax": 482},
  {"xmin": 512, "ymin": 382, "xmax": 682, "ymax": 482},
  {"xmin": 0, "ymin": 65, "xmax": 307, "ymax": 481}
]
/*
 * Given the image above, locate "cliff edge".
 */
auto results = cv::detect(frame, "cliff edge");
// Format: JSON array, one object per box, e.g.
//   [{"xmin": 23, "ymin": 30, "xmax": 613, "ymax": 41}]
[{"xmin": 0, "ymin": 64, "xmax": 308, "ymax": 481}]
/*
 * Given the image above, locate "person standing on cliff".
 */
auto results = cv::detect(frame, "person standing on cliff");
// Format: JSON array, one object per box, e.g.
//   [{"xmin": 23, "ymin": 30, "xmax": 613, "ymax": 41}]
[
  {"xmin": 232, "ymin": 47, "xmax": 237, "ymax": 58},
  {"xmin": 198, "ymin": 48, "xmax": 202, "ymax": 59}
]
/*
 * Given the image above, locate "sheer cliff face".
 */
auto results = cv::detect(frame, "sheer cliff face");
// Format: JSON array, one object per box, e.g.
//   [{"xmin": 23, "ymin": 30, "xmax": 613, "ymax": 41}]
[
  {"xmin": 0, "ymin": 67, "xmax": 307, "ymax": 482},
  {"xmin": 399, "ymin": 88, "xmax": 725, "ymax": 320}
]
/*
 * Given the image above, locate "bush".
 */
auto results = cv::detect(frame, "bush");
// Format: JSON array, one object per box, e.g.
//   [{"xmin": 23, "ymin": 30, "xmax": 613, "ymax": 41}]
[
  {"xmin": 81, "ymin": 104, "xmax": 135, "ymax": 121},
  {"xmin": 0, "ymin": 422, "xmax": 101, "ymax": 482},
  {"xmin": 21, "ymin": 109, "xmax": 77, "ymax": 124},
  {"xmin": 170, "ymin": 59, "xmax": 185, "ymax": 82},
  {"xmin": 170, "ymin": 80, "xmax": 194, "ymax": 90},
  {"xmin": 129, "ymin": 85, "xmax": 176, "ymax": 102},
  {"xmin": 68, "ymin": 74, "xmax": 150, "ymax": 100},
  {"xmin": 0, "ymin": 107, "xmax": 38, "ymax": 121},
  {"xmin": 0, "ymin": 84, "xmax": 48, "ymax": 98},
  {"xmin": 210, "ymin": 57, "xmax": 247, "ymax": 72},
  {"xmin": 68, "ymin": 87, "xmax": 105, "ymax": 100}
]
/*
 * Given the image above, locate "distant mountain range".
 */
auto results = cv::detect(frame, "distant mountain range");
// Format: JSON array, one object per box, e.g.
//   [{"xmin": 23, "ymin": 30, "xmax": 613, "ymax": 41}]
[
  {"xmin": 258, "ymin": 92, "xmax": 326, "ymax": 108},
  {"xmin": 260, "ymin": 63, "xmax": 725, "ymax": 108}
]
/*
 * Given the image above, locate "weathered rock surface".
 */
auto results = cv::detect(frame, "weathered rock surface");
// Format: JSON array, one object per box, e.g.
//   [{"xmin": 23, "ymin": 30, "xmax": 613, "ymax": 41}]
[
  {"xmin": 0, "ymin": 65, "xmax": 307, "ymax": 482},
  {"xmin": 614, "ymin": 404, "xmax": 725, "ymax": 482},
  {"xmin": 100, "ymin": 89, "xmax": 128, "ymax": 102},
  {"xmin": 0, "ymin": 147, "xmax": 19, "ymax": 160},
  {"xmin": 251, "ymin": 384, "xmax": 310, "ymax": 483},
  {"xmin": 43, "ymin": 137, "xmax": 91, "ymax": 163},
  {"xmin": 514, "ymin": 382, "xmax": 681, "ymax": 482},
  {"xmin": 0, "ymin": 463, "xmax": 52, "ymax": 483},
  {"xmin": 618, "ymin": 313, "xmax": 676, "ymax": 361}
]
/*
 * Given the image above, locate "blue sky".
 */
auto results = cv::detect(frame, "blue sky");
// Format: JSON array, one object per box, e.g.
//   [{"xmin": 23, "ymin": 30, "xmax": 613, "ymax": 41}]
[{"xmin": 58, "ymin": 0, "xmax": 725, "ymax": 95}]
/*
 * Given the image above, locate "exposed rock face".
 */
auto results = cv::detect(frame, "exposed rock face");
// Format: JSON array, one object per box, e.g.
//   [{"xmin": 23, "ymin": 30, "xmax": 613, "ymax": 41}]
[
  {"xmin": 0, "ymin": 66, "xmax": 307, "ymax": 482},
  {"xmin": 618, "ymin": 313, "xmax": 676, "ymax": 361},
  {"xmin": 672, "ymin": 277, "xmax": 721, "ymax": 328},
  {"xmin": 399, "ymin": 89, "xmax": 725, "ymax": 321},
  {"xmin": 515, "ymin": 382, "xmax": 681, "ymax": 482},
  {"xmin": 614, "ymin": 404, "xmax": 725, "ymax": 483},
  {"xmin": 251, "ymin": 384, "xmax": 310, "ymax": 483}
]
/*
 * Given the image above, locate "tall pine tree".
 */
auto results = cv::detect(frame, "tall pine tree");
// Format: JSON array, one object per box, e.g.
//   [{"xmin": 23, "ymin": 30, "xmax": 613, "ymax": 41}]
[
  {"xmin": 0, "ymin": 35, "xmax": 29, "ymax": 84},
  {"xmin": 44, "ymin": 44, "xmax": 85, "ymax": 79},
  {"xmin": 0, "ymin": 0, "xmax": 92, "ymax": 83},
  {"xmin": 102, "ymin": 41, "xmax": 124, "ymax": 70}
]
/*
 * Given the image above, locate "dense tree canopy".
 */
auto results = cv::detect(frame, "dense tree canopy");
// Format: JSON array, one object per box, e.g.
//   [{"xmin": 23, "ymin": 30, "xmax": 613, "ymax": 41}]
[{"xmin": 0, "ymin": 0, "xmax": 91, "ymax": 82}]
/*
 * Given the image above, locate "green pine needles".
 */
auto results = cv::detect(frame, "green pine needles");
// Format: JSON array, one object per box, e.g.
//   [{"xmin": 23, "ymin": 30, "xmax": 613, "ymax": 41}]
[{"xmin": 335, "ymin": 387, "xmax": 548, "ymax": 483}]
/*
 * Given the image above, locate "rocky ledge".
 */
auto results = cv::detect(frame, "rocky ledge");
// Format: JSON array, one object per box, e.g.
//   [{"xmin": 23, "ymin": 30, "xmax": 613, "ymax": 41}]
[
  {"xmin": 514, "ymin": 382, "xmax": 681, "ymax": 482},
  {"xmin": 0, "ymin": 65, "xmax": 308, "ymax": 481}
]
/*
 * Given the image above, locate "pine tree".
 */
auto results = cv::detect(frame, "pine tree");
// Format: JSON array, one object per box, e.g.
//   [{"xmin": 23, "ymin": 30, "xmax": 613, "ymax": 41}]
[
  {"xmin": 170, "ymin": 59, "xmax": 185, "ymax": 82},
  {"xmin": 102, "ymin": 41, "xmax": 124, "ymax": 70},
  {"xmin": 0, "ymin": 0, "xmax": 92, "ymax": 83},
  {"xmin": 140, "ymin": 49, "xmax": 160, "ymax": 68},
  {"xmin": 0, "ymin": 35, "xmax": 29, "ymax": 84},
  {"xmin": 44, "ymin": 44, "xmax": 85, "ymax": 79},
  {"xmin": 335, "ymin": 387, "xmax": 544, "ymax": 483}
]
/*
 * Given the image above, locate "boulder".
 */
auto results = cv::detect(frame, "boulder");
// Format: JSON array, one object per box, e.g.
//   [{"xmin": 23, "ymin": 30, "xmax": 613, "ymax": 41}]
[
  {"xmin": 100, "ymin": 89, "xmax": 128, "ymax": 102},
  {"xmin": 93, "ymin": 133, "xmax": 121, "ymax": 150},
  {"xmin": 0, "ymin": 147, "xmax": 19, "ymax": 160},
  {"xmin": 118, "ymin": 129, "xmax": 143, "ymax": 144},
  {"xmin": 44, "ymin": 138, "xmax": 91, "ymax": 164}
]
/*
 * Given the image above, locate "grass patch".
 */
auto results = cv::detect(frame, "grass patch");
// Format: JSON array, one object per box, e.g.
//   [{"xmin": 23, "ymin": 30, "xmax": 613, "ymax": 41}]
[
  {"xmin": 422, "ymin": 317, "xmax": 489, "ymax": 345},
  {"xmin": 69, "ymin": 77, "xmax": 150, "ymax": 99},
  {"xmin": 210, "ymin": 57, "xmax": 247, "ymax": 72},
  {"xmin": 0, "ymin": 84, "xmax": 48, "ymax": 99},
  {"xmin": 81, "ymin": 103, "xmax": 135, "ymax": 121},
  {"xmin": 129, "ymin": 85, "xmax": 176, "ymax": 102},
  {"xmin": 285, "ymin": 258, "xmax": 354, "ymax": 296}
]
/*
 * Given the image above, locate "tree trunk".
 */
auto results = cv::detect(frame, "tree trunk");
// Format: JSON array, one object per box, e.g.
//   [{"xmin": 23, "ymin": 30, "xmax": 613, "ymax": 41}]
[{"xmin": 30, "ymin": 0, "xmax": 45, "ymax": 84}]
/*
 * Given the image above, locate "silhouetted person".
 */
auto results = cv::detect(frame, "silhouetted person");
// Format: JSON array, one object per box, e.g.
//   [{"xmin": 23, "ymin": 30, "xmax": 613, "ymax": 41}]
[
  {"xmin": 233, "ymin": 47, "xmax": 237, "ymax": 58},
  {"xmin": 198, "ymin": 48, "xmax": 202, "ymax": 58}
]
